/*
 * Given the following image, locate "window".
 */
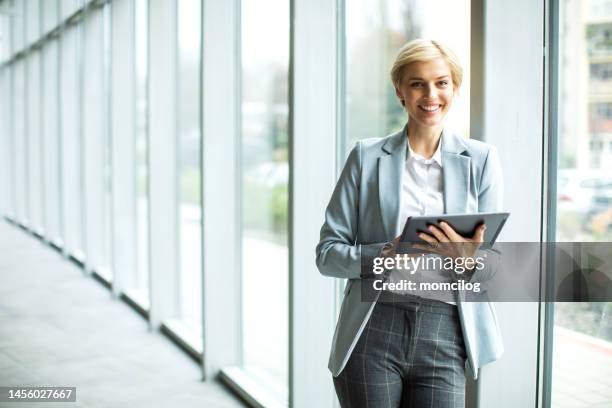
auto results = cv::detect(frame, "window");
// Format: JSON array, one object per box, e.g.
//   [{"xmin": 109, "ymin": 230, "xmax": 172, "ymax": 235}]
[
  {"xmin": 595, "ymin": 102, "xmax": 612, "ymax": 119},
  {"xmin": 135, "ymin": 0, "xmax": 150, "ymax": 305},
  {"xmin": 177, "ymin": 0, "xmax": 203, "ymax": 340},
  {"xmin": 60, "ymin": 26, "xmax": 84, "ymax": 260},
  {"xmin": 42, "ymin": 39, "xmax": 62, "ymax": 245},
  {"xmin": 551, "ymin": 1, "xmax": 612, "ymax": 406},
  {"xmin": 587, "ymin": 23, "xmax": 612, "ymax": 56},
  {"xmin": 83, "ymin": 7, "xmax": 111, "ymax": 275},
  {"xmin": 590, "ymin": 62, "xmax": 612, "ymax": 80},
  {"xmin": 343, "ymin": 0, "xmax": 471, "ymax": 153},
  {"xmin": 240, "ymin": 0, "xmax": 290, "ymax": 400}
]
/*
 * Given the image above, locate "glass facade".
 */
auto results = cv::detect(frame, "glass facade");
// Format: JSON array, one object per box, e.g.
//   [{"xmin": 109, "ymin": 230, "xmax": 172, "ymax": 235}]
[
  {"xmin": 240, "ymin": 0, "xmax": 290, "ymax": 398},
  {"xmin": 552, "ymin": 0, "xmax": 612, "ymax": 406},
  {"xmin": 135, "ymin": 0, "xmax": 150, "ymax": 306},
  {"xmin": 0, "ymin": 1, "xmax": 610, "ymax": 407},
  {"xmin": 177, "ymin": 0, "xmax": 203, "ymax": 337}
]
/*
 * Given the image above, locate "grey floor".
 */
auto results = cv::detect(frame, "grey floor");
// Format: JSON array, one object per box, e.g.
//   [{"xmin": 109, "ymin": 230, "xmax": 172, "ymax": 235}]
[{"xmin": 0, "ymin": 220, "xmax": 246, "ymax": 408}]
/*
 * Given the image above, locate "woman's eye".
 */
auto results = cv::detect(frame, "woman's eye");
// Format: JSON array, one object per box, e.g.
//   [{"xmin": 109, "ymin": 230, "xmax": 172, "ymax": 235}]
[
  {"xmin": 411, "ymin": 82, "xmax": 423, "ymax": 88},
  {"xmin": 438, "ymin": 81, "xmax": 448, "ymax": 87}
]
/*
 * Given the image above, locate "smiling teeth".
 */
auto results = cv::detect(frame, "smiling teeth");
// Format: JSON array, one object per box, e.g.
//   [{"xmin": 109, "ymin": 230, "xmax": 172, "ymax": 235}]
[{"xmin": 420, "ymin": 105, "xmax": 440, "ymax": 112}]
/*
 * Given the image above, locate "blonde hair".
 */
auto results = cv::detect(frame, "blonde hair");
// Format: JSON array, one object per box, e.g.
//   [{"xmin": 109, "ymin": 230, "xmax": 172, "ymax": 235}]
[{"xmin": 390, "ymin": 39, "xmax": 463, "ymax": 89}]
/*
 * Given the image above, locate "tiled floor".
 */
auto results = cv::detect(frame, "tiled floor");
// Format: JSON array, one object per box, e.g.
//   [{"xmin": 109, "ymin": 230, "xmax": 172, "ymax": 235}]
[{"xmin": 0, "ymin": 220, "xmax": 246, "ymax": 408}]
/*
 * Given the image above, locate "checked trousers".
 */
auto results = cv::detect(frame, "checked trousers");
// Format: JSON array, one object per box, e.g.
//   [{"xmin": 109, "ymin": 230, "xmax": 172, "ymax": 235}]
[{"xmin": 333, "ymin": 291, "xmax": 467, "ymax": 408}]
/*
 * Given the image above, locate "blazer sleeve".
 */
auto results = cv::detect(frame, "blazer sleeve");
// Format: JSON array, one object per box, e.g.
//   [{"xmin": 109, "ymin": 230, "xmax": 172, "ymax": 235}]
[
  {"xmin": 467, "ymin": 145, "xmax": 504, "ymax": 286},
  {"xmin": 315, "ymin": 141, "xmax": 387, "ymax": 280}
]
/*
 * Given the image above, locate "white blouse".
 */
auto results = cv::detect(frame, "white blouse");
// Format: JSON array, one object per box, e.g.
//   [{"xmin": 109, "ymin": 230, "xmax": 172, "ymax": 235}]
[{"xmin": 386, "ymin": 136, "xmax": 456, "ymax": 304}]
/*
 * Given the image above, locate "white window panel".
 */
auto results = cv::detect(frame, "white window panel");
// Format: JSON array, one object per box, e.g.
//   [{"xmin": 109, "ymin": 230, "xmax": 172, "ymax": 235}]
[
  {"xmin": 0, "ymin": 68, "xmax": 11, "ymax": 216},
  {"xmin": 13, "ymin": 59, "xmax": 27, "ymax": 225},
  {"xmin": 148, "ymin": 0, "xmax": 179, "ymax": 327},
  {"xmin": 240, "ymin": 0, "xmax": 290, "ymax": 402},
  {"xmin": 177, "ymin": 0, "xmax": 203, "ymax": 344},
  {"xmin": 201, "ymin": 0, "xmax": 241, "ymax": 380},
  {"xmin": 82, "ymin": 8, "xmax": 108, "ymax": 272},
  {"xmin": 42, "ymin": 39, "xmax": 62, "ymax": 244},
  {"xmin": 60, "ymin": 26, "xmax": 83, "ymax": 258},
  {"xmin": 134, "ymin": 0, "xmax": 150, "ymax": 303},
  {"xmin": 27, "ymin": 50, "xmax": 43, "ymax": 233},
  {"xmin": 110, "ymin": 0, "xmax": 138, "ymax": 298}
]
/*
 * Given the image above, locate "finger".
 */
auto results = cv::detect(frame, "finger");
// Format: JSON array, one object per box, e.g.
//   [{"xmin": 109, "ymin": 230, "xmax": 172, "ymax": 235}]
[
  {"xmin": 438, "ymin": 221, "xmax": 462, "ymax": 242},
  {"xmin": 427, "ymin": 225, "xmax": 450, "ymax": 242},
  {"xmin": 417, "ymin": 232, "xmax": 438, "ymax": 244},
  {"xmin": 473, "ymin": 224, "xmax": 486, "ymax": 242}
]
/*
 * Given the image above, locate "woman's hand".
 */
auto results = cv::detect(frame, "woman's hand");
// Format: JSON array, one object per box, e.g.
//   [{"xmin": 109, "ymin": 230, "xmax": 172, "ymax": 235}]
[
  {"xmin": 381, "ymin": 234, "xmax": 403, "ymax": 258},
  {"xmin": 414, "ymin": 222, "xmax": 486, "ymax": 260}
]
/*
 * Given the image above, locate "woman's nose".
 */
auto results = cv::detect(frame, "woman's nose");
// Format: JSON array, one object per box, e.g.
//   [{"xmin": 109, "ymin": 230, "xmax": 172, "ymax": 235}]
[{"xmin": 424, "ymin": 85, "xmax": 438, "ymax": 99}]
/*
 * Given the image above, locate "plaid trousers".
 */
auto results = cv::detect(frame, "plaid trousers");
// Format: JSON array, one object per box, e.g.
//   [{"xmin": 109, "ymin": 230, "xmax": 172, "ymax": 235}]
[{"xmin": 333, "ymin": 291, "xmax": 467, "ymax": 408}]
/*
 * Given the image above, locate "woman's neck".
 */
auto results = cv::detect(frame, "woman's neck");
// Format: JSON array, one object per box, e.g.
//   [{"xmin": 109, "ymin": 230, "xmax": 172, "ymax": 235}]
[{"xmin": 407, "ymin": 122, "xmax": 442, "ymax": 159}]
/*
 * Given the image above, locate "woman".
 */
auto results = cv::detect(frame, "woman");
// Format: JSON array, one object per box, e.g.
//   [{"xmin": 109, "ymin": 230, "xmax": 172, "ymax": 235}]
[{"xmin": 316, "ymin": 39, "xmax": 504, "ymax": 407}]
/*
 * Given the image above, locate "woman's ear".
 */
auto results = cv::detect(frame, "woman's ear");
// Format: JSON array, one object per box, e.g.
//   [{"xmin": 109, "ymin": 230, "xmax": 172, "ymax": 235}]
[
  {"xmin": 394, "ymin": 85, "xmax": 405, "ymax": 106},
  {"xmin": 394, "ymin": 84, "xmax": 402, "ymax": 100}
]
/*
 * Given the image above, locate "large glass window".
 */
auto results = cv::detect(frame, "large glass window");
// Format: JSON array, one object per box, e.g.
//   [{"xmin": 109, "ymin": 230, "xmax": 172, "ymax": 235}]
[
  {"xmin": 26, "ymin": 3, "xmax": 43, "ymax": 233},
  {"xmin": 13, "ymin": 59, "xmax": 27, "ymax": 224},
  {"xmin": 134, "ymin": 0, "xmax": 150, "ymax": 306},
  {"xmin": 240, "ymin": 0, "xmax": 290, "ymax": 400},
  {"xmin": 27, "ymin": 49, "xmax": 43, "ymax": 232},
  {"xmin": 344, "ymin": 0, "xmax": 470, "ymax": 151},
  {"xmin": 177, "ymin": 0, "xmax": 202, "ymax": 340},
  {"xmin": 552, "ymin": 0, "xmax": 612, "ymax": 406},
  {"xmin": 42, "ymin": 40, "xmax": 62, "ymax": 243},
  {"xmin": 83, "ymin": 8, "xmax": 110, "ymax": 275},
  {"xmin": 0, "ymin": 67, "xmax": 10, "ymax": 216},
  {"xmin": 60, "ymin": 26, "xmax": 84, "ymax": 259}
]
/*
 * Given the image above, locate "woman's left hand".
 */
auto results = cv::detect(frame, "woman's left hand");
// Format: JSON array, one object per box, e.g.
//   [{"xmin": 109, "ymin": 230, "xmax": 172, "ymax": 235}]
[{"xmin": 414, "ymin": 222, "xmax": 486, "ymax": 260}]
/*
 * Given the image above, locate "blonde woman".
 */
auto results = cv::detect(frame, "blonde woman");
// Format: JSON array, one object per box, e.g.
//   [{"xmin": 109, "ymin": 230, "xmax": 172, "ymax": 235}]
[{"xmin": 316, "ymin": 39, "xmax": 504, "ymax": 407}]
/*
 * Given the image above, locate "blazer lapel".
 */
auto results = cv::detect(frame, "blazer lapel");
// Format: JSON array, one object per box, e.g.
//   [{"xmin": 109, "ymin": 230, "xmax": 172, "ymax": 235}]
[
  {"xmin": 442, "ymin": 130, "xmax": 470, "ymax": 214},
  {"xmin": 378, "ymin": 128, "xmax": 407, "ymax": 239}
]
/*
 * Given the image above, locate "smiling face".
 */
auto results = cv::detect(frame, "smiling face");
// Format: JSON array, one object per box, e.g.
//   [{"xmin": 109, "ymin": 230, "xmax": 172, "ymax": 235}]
[{"xmin": 395, "ymin": 58, "xmax": 456, "ymax": 128}]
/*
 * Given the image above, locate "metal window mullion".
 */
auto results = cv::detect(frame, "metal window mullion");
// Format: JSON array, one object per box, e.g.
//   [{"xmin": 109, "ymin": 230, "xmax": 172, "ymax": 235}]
[{"xmin": 540, "ymin": 0, "xmax": 561, "ymax": 406}]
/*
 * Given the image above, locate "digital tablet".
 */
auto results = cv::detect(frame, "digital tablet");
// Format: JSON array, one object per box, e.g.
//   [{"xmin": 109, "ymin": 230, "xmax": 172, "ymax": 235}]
[{"xmin": 399, "ymin": 212, "xmax": 510, "ymax": 247}]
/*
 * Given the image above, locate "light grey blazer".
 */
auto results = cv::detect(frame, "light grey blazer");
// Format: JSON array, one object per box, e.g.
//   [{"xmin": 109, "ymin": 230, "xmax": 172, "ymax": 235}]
[{"xmin": 316, "ymin": 126, "xmax": 504, "ymax": 380}]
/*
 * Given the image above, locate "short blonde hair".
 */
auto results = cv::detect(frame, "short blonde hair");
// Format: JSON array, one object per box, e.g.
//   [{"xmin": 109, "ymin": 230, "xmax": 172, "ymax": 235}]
[{"xmin": 390, "ymin": 39, "xmax": 463, "ymax": 89}]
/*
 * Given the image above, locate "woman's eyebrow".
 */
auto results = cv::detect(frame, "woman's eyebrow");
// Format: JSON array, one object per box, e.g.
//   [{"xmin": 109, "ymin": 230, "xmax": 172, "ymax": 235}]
[{"xmin": 408, "ymin": 75, "xmax": 450, "ymax": 81}]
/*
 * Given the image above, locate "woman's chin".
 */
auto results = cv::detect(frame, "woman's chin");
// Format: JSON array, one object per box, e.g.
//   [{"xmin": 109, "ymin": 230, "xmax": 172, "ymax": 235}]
[{"xmin": 410, "ymin": 116, "xmax": 445, "ymax": 128}]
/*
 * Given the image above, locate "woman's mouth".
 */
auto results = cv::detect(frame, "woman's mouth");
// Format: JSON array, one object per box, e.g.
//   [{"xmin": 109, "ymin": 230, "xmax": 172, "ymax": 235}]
[{"xmin": 418, "ymin": 104, "xmax": 442, "ymax": 113}]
